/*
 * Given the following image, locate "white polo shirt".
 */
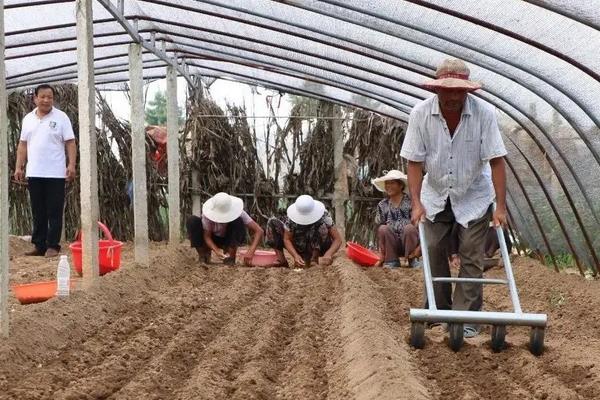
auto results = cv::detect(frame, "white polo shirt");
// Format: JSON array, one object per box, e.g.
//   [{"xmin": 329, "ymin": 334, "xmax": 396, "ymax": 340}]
[{"xmin": 20, "ymin": 107, "xmax": 75, "ymax": 178}]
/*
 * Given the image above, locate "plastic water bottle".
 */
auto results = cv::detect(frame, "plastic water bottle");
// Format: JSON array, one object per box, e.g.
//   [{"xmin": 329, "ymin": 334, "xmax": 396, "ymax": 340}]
[{"xmin": 56, "ymin": 255, "xmax": 70, "ymax": 297}]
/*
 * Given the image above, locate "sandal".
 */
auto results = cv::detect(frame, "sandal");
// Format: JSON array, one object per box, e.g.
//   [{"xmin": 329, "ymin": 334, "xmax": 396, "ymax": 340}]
[{"xmin": 463, "ymin": 325, "xmax": 480, "ymax": 338}]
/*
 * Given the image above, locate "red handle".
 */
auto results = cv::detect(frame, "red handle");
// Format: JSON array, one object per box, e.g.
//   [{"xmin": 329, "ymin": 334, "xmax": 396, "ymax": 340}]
[{"xmin": 74, "ymin": 221, "xmax": 115, "ymax": 243}]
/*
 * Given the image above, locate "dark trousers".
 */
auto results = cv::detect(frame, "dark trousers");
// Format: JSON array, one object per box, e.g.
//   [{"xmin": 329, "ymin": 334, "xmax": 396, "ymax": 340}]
[
  {"xmin": 186, "ymin": 215, "xmax": 247, "ymax": 250},
  {"xmin": 424, "ymin": 199, "xmax": 492, "ymax": 311},
  {"xmin": 377, "ymin": 224, "xmax": 420, "ymax": 262},
  {"xmin": 28, "ymin": 178, "xmax": 66, "ymax": 252}
]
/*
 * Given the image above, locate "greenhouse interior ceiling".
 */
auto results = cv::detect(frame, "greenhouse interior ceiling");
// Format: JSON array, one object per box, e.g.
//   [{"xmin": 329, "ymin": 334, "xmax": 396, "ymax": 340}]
[{"xmin": 2, "ymin": 0, "xmax": 600, "ymax": 273}]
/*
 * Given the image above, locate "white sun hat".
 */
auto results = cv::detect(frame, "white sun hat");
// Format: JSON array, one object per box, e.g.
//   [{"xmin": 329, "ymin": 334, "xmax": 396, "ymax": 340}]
[
  {"xmin": 202, "ymin": 192, "xmax": 244, "ymax": 223},
  {"xmin": 372, "ymin": 170, "xmax": 409, "ymax": 193},
  {"xmin": 287, "ymin": 195, "xmax": 326, "ymax": 225}
]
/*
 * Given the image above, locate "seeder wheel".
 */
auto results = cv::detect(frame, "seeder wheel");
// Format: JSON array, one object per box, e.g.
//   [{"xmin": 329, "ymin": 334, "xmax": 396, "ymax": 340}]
[
  {"xmin": 490, "ymin": 325, "xmax": 506, "ymax": 352},
  {"xmin": 448, "ymin": 323, "xmax": 464, "ymax": 352},
  {"xmin": 409, "ymin": 322, "xmax": 426, "ymax": 349},
  {"xmin": 529, "ymin": 327, "xmax": 545, "ymax": 356}
]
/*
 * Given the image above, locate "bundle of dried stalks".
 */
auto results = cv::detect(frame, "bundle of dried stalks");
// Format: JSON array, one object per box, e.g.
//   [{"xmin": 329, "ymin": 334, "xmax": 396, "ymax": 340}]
[
  {"xmin": 180, "ymin": 81, "xmax": 276, "ymax": 227},
  {"xmin": 344, "ymin": 109, "xmax": 407, "ymax": 245}
]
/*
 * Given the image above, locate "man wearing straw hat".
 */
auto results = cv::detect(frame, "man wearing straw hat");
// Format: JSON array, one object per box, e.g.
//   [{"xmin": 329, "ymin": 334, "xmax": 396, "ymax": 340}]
[
  {"xmin": 372, "ymin": 170, "xmax": 421, "ymax": 268},
  {"xmin": 186, "ymin": 192, "xmax": 264, "ymax": 265},
  {"xmin": 400, "ymin": 59, "xmax": 507, "ymax": 338}
]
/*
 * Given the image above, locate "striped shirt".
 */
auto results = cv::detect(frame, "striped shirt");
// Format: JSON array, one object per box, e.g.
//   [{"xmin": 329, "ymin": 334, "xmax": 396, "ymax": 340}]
[{"xmin": 400, "ymin": 94, "xmax": 507, "ymax": 227}]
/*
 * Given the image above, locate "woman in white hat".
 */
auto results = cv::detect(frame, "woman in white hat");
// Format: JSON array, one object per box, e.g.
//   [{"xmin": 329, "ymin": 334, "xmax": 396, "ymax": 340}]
[
  {"xmin": 186, "ymin": 192, "xmax": 264, "ymax": 265},
  {"xmin": 372, "ymin": 170, "xmax": 421, "ymax": 268},
  {"xmin": 265, "ymin": 195, "xmax": 342, "ymax": 267}
]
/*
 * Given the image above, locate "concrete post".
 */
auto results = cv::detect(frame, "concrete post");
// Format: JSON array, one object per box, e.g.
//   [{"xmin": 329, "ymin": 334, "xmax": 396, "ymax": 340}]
[
  {"xmin": 331, "ymin": 104, "xmax": 347, "ymax": 242},
  {"xmin": 166, "ymin": 66, "xmax": 181, "ymax": 245},
  {"xmin": 76, "ymin": 0, "xmax": 100, "ymax": 288},
  {"xmin": 0, "ymin": 0, "xmax": 9, "ymax": 337},
  {"xmin": 129, "ymin": 43, "xmax": 149, "ymax": 265}
]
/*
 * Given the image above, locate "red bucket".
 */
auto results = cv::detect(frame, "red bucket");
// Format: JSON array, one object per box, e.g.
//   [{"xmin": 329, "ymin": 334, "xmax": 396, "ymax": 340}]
[
  {"xmin": 346, "ymin": 242, "xmax": 380, "ymax": 267},
  {"xmin": 69, "ymin": 221, "xmax": 123, "ymax": 276}
]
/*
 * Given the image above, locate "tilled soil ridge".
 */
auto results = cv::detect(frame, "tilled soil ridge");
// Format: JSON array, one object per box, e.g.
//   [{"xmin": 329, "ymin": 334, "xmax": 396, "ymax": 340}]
[{"xmin": 1, "ymin": 243, "xmax": 600, "ymax": 399}]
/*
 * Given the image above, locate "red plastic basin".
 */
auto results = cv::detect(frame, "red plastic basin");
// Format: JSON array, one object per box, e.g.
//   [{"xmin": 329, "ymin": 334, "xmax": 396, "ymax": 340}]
[
  {"xmin": 346, "ymin": 242, "xmax": 380, "ymax": 267},
  {"xmin": 238, "ymin": 249, "xmax": 280, "ymax": 267},
  {"xmin": 12, "ymin": 280, "xmax": 75, "ymax": 305}
]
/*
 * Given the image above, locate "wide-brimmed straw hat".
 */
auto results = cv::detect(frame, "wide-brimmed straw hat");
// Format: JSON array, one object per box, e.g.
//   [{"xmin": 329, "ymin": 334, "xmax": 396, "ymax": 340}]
[
  {"xmin": 287, "ymin": 195, "xmax": 326, "ymax": 226},
  {"xmin": 422, "ymin": 59, "xmax": 481, "ymax": 92},
  {"xmin": 372, "ymin": 170, "xmax": 408, "ymax": 193},
  {"xmin": 202, "ymin": 192, "xmax": 244, "ymax": 223}
]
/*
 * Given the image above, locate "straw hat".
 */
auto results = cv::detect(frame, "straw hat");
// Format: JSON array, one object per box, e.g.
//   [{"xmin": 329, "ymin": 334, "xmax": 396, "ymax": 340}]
[
  {"xmin": 202, "ymin": 192, "xmax": 244, "ymax": 223},
  {"xmin": 287, "ymin": 195, "xmax": 326, "ymax": 225},
  {"xmin": 422, "ymin": 59, "xmax": 481, "ymax": 92},
  {"xmin": 372, "ymin": 170, "xmax": 408, "ymax": 193}
]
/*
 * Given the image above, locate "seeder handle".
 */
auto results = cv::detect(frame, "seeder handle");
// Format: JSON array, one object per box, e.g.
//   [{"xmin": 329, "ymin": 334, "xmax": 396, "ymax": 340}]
[
  {"xmin": 494, "ymin": 206, "xmax": 522, "ymax": 313},
  {"xmin": 418, "ymin": 221, "xmax": 437, "ymax": 311}
]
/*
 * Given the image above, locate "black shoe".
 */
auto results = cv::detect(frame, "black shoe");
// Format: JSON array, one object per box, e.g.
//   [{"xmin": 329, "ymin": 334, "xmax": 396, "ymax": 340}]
[{"xmin": 24, "ymin": 248, "xmax": 45, "ymax": 257}]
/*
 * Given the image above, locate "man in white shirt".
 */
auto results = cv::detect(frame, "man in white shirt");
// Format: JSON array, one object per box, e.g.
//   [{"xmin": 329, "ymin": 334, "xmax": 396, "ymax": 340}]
[
  {"xmin": 13, "ymin": 84, "xmax": 77, "ymax": 258},
  {"xmin": 400, "ymin": 59, "xmax": 507, "ymax": 338}
]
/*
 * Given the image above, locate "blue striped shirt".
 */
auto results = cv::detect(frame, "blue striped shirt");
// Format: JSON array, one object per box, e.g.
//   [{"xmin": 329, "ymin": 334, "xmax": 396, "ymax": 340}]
[{"xmin": 400, "ymin": 94, "xmax": 507, "ymax": 227}]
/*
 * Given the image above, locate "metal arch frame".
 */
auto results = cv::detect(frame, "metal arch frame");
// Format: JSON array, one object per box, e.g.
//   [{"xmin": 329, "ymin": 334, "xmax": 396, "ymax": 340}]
[
  {"xmin": 521, "ymin": 0, "xmax": 600, "ymax": 31},
  {"xmin": 7, "ymin": 28, "xmax": 595, "ymax": 272},
  {"xmin": 505, "ymin": 159, "xmax": 560, "ymax": 272},
  {"xmin": 129, "ymin": 1, "xmax": 600, "ymax": 226},
  {"xmin": 144, "ymin": 13, "xmax": 600, "ymax": 271},
  {"xmin": 7, "ymin": 1, "xmax": 600, "ymax": 143},
  {"xmin": 164, "ymin": 0, "xmax": 598, "ymax": 155},
  {"xmin": 5, "ymin": 7, "xmax": 596, "ymax": 209},
  {"xmin": 112, "ymin": 13, "xmax": 600, "ymax": 229},
  {"xmin": 4, "ymin": 1, "xmax": 592, "ymax": 268},
  {"xmin": 6, "ymin": 53, "xmax": 564, "ymax": 271},
  {"xmin": 7, "ymin": 9, "xmax": 596, "ymax": 228},
  {"xmin": 7, "ymin": 64, "xmax": 410, "ymax": 120},
  {"xmin": 403, "ymin": 0, "xmax": 600, "ymax": 83},
  {"xmin": 507, "ymin": 193, "xmax": 539, "ymax": 259},
  {"xmin": 504, "ymin": 136, "xmax": 586, "ymax": 275},
  {"xmin": 279, "ymin": 0, "xmax": 600, "ymax": 168},
  {"xmin": 96, "ymin": 0, "xmax": 193, "ymax": 85},
  {"xmin": 7, "ymin": 53, "xmax": 414, "ymax": 114}
]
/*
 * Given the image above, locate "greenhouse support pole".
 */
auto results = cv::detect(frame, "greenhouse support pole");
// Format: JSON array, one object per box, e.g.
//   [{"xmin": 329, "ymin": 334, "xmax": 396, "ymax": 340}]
[
  {"xmin": 331, "ymin": 104, "xmax": 347, "ymax": 242},
  {"xmin": 76, "ymin": 0, "xmax": 100, "ymax": 288},
  {"xmin": 0, "ymin": 0, "xmax": 9, "ymax": 337},
  {"xmin": 166, "ymin": 65, "xmax": 181, "ymax": 245},
  {"xmin": 129, "ymin": 43, "xmax": 149, "ymax": 266}
]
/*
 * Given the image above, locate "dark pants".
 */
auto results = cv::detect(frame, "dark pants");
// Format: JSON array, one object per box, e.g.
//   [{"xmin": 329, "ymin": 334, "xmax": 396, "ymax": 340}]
[
  {"xmin": 186, "ymin": 215, "xmax": 247, "ymax": 250},
  {"xmin": 484, "ymin": 226, "xmax": 512, "ymax": 257},
  {"xmin": 377, "ymin": 224, "xmax": 420, "ymax": 262},
  {"xmin": 424, "ymin": 199, "xmax": 492, "ymax": 311},
  {"xmin": 28, "ymin": 178, "xmax": 66, "ymax": 252}
]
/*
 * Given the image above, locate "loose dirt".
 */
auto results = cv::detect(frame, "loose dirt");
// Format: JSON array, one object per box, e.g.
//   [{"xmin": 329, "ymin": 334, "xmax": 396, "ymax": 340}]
[{"xmin": 1, "ymin": 239, "xmax": 599, "ymax": 399}]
